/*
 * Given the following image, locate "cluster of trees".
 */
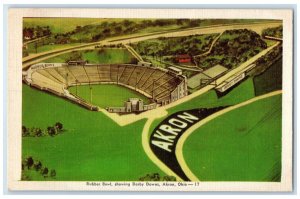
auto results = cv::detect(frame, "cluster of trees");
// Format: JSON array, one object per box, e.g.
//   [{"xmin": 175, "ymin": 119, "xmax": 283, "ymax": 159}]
[
  {"xmin": 262, "ymin": 25, "xmax": 283, "ymax": 38},
  {"xmin": 139, "ymin": 173, "xmax": 176, "ymax": 181},
  {"xmin": 131, "ymin": 34, "xmax": 217, "ymax": 61},
  {"xmin": 22, "ymin": 122, "xmax": 64, "ymax": 137},
  {"xmin": 195, "ymin": 29, "xmax": 267, "ymax": 69},
  {"xmin": 21, "ymin": 156, "xmax": 56, "ymax": 180},
  {"xmin": 65, "ymin": 51, "xmax": 83, "ymax": 63},
  {"xmin": 67, "ymin": 19, "xmax": 203, "ymax": 43},
  {"xmin": 53, "ymin": 33, "xmax": 72, "ymax": 44},
  {"xmin": 95, "ymin": 43, "xmax": 123, "ymax": 49},
  {"xmin": 250, "ymin": 44, "xmax": 282, "ymax": 76},
  {"xmin": 23, "ymin": 26, "xmax": 51, "ymax": 40}
]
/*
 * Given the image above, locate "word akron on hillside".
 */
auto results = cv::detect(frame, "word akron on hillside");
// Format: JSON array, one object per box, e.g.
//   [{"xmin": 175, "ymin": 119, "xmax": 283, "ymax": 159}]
[{"xmin": 150, "ymin": 107, "xmax": 226, "ymax": 180}]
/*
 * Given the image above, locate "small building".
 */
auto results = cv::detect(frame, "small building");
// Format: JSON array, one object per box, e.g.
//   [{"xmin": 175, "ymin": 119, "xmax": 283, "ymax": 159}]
[
  {"xmin": 24, "ymin": 36, "xmax": 32, "ymax": 40},
  {"xmin": 187, "ymin": 64, "xmax": 228, "ymax": 89},
  {"xmin": 106, "ymin": 98, "xmax": 157, "ymax": 113},
  {"xmin": 168, "ymin": 66, "xmax": 182, "ymax": 75},
  {"xmin": 124, "ymin": 98, "xmax": 144, "ymax": 112},
  {"xmin": 215, "ymin": 72, "xmax": 246, "ymax": 92},
  {"xmin": 176, "ymin": 54, "xmax": 192, "ymax": 63},
  {"xmin": 67, "ymin": 60, "xmax": 87, "ymax": 66},
  {"xmin": 202, "ymin": 64, "xmax": 228, "ymax": 78}
]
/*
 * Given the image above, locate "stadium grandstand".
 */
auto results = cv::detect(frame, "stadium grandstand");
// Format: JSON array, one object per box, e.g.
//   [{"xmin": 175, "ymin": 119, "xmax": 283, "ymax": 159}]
[{"xmin": 23, "ymin": 62, "xmax": 188, "ymax": 112}]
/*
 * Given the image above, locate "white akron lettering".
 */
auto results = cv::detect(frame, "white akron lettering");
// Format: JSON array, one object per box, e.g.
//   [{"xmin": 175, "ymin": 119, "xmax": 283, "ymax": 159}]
[{"xmin": 151, "ymin": 112, "xmax": 199, "ymax": 152}]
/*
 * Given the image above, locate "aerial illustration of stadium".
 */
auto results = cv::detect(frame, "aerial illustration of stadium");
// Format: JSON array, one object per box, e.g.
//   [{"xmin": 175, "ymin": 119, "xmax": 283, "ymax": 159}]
[{"xmin": 21, "ymin": 17, "xmax": 283, "ymax": 182}]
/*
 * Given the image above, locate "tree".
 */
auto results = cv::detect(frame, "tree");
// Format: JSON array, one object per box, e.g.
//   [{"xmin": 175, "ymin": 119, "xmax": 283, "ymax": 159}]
[
  {"xmin": 21, "ymin": 173, "xmax": 31, "ymax": 181},
  {"xmin": 152, "ymin": 173, "xmax": 161, "ymax": 181},
  {"xmin": 123, "ymin": 19, "xmax": 133, "ymax": 27},
  {"xmin": 55, "ymin": 122, "xmax": 63, "ymax": 132},
  {"xmin": 75, "ymin": 25, "xmax": 82, "ymax": 33},
  {"xmin": 92, "ymin": 34, "xmax": 102, "ymax": 42},
  {"xmin": 102, "ymin": 28, "xmax": 111, "ymax": 36},
  {"xmin": 162, "ymin": 175, "xmax": 176, "ymax": 181},
  {"xmin": 22, "ymin": 125, "xmax": 28, "ymax": 137},
  {"xmin": 41, "ymin": 167, "xmax": 49, "ymax": 178},
  {"xmin": 114, "ymin": 25, "xmax": 123, "ymax": 33},
  {"xmin": 34, "ymin": 161, "xmax": 42, "ymax": 171},
  {"xmin": 50, "ymin": 169, "xmax": 56, "ymax": 178},
  {"xmin": 47, "ymin": 126, "xmax": 56, "ymax": 136},
  {"xmin": 34, "ymin": 128, "xmax": 43, "ymax": 137},
  {"xmin": 34, "ymin": 41, "xmax": 38, "ymax": 54},
  {"xmin": 26, "ymin": 156, "xmax": 34, "ymax": 169}
]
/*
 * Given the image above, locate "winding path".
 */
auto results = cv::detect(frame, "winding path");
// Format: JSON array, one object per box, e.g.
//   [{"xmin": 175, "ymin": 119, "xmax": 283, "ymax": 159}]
[
  {"xmin": 23, "ymin": 21, "xmax": 281, "ymax": 70},
  {"xmin": 142, "ymin": 90, "xmax": 282, "ymax": 181},
  {"xmin": 22, "ymin": 21, "xmax": 283, "ymax": 181},
  {"xmin": 176, "ymin": 90, "xmax": 282, "ymax": 181}
]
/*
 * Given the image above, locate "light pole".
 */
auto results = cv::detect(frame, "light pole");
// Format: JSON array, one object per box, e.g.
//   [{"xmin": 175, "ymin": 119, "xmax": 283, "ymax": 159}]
[
  {"xmin": 75, "ymin": 79, "xmax": 78, "ymax": 95},
  {"xmin": 90, "ymin": 84, "xmax": 93, "ymax": 103},
  {"xmin": 135, "ymin": 72, "xmax": 140, "ymax": 90},
  {"xmin": 152, "ymin": 79, "xmax": 156, "ymax": 99}
]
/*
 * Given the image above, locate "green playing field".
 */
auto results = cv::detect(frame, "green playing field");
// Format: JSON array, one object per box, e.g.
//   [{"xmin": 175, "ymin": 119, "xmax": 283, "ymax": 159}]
[
  {"xmin": 44, "ymin": 48, "xmax": 137, "ymax": 64},
  {"xmin": 183, "ymin": 94, "xmax": 282, "ymax": 181},
  {"xmin": 68, "ymin": 84, "xmax": 151, "ymax": 108},
  {"xmin": 22, "ymin": 85, "xmax": 163, "ymax": 181}
]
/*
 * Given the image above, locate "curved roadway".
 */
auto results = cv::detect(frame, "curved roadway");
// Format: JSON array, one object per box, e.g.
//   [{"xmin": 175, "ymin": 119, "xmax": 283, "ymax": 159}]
[{"xmin": 23, "ymin": 21, "xmax": 281, "ymax": 70}]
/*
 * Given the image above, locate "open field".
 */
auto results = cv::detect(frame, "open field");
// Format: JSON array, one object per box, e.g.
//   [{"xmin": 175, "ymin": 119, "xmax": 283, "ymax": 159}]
[
  {"xmin": 68, "ymin": 84, "xmax": 151, "ymax": 108},
  {"xmin": 22, "ymin": 85, "xmax": 164, "ymax": 181},
  {"xmin": 263, "ymin": 39, "xmax": 277, "ymax": 47},
  {"xmin": 22, "ymin": 21, "xmax": 282, "ymax": 70},
  {"xmin": 21, "ymin": 18, "xmax": 283, "ymax": 182},
  {"xmin": 24, "ymin": 18, "xmax": 278, "ymax": 35},
  {"xmin": 44, "ymin": 48, "xmax": 137, "ymax": 64},
  {"xmin": 23, "ymin": 18, "xmax": 121, "ymax": 33},
  {"xmin": 27, "ymin": 43, "xmax": 82, "ymax": 54},
  {"xmin": 183, "ymin": 94, "xmax": 282, "ymax": 181},
  {"xmin": 149, "ymin": 77, "xmax": 255, "ymax": 135}
]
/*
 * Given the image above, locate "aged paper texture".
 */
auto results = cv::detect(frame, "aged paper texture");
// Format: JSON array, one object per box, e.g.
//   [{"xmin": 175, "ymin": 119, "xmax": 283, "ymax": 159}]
[{"xmin": 8, "ymin": 8, "xmax": 293, "ymax": 191}]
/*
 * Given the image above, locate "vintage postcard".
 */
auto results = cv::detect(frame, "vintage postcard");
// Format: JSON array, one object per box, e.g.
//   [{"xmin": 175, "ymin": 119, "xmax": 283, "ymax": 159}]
[{"xmin": 7, "ymin": 8, "xmax": 293, "ymax": 191}]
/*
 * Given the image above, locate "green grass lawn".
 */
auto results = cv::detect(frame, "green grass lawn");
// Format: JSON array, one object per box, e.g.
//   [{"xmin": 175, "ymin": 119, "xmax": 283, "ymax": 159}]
[
  {"xmin": 22, "ymin": 85, "xmax": 163, "ymax": 181},
  {"xmin": 68, "ymin": 84, "xmax": 151, "ymax": 108},
  {"xmin": 149, "ymin": 78, "xmax": 256, "ymax": 134},
  {"xmin": 83, "ymin": 49, "xmax": 136, "ymax": 64},
  {"xmin": 183, "ymin": 94, "xmax": 282, "ymax": 181},
  {"xmin": 44, "ymin": 48, "xmax": 137, "ymax": 64},
  {"xmin": 23, "ymin": 18, "xmax": 117, "ymax": 34},
  {"xmin": 263, "ymin": 39, "xmax": 277, "ymax": 47},
  {"xmin": 24, "ymin": 18, "xmax": 277, "ymax": 35},
  {"xmin": 27, "ymin": 43, "xmax": 82, "ymax": 54}
]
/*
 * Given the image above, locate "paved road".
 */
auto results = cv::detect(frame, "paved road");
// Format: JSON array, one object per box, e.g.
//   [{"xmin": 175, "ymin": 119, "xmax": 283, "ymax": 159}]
[
  {"xmin": 139, "ymin": 41, "xmax": 280, "ymax": 181},
  {"xmin": 22, "ymin": 21, "xmax": 281, "ymax": 70},
  {"xmin": 149, "ymin": 106, "xmax": 227, "ymax": 181},
  {"xmin": 175, "ymin": 90, "xmax": 282, "ymax": 181},
  {"xmin": 193, "ymin": 31, "xmax": 224, "ymax": 59},
  {"xmin": 23, "ymin": 36, "xmax": 50, "ymax": 45}
]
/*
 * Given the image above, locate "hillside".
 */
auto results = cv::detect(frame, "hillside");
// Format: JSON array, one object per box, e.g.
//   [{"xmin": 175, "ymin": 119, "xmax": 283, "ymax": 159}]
[
  {"xmin": 195, "ymin": 29, "xmax": 267, "ymax": 69},
  {"xmin": 262, "ymin": 25, "xmax": 283, "ymax": 38},
  {"xmin": 131, "ymin": 34, "xmax": 218, "ymax": 57}
]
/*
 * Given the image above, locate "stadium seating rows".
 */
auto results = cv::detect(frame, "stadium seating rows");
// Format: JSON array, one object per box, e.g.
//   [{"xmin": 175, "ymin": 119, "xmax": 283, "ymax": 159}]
[{"xmin": 30, "ymin": 64, "xmax": 184, "ymax": 103}]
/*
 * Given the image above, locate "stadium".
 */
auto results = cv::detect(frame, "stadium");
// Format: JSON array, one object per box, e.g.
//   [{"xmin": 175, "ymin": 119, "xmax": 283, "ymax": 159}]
[
  {"xmin": 20, "ymin": 18, "xmax": 284, "ymax": 183},
  {"xmin": 22, "ymin": 61, "xmax": 188, "ymax": 113}
]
